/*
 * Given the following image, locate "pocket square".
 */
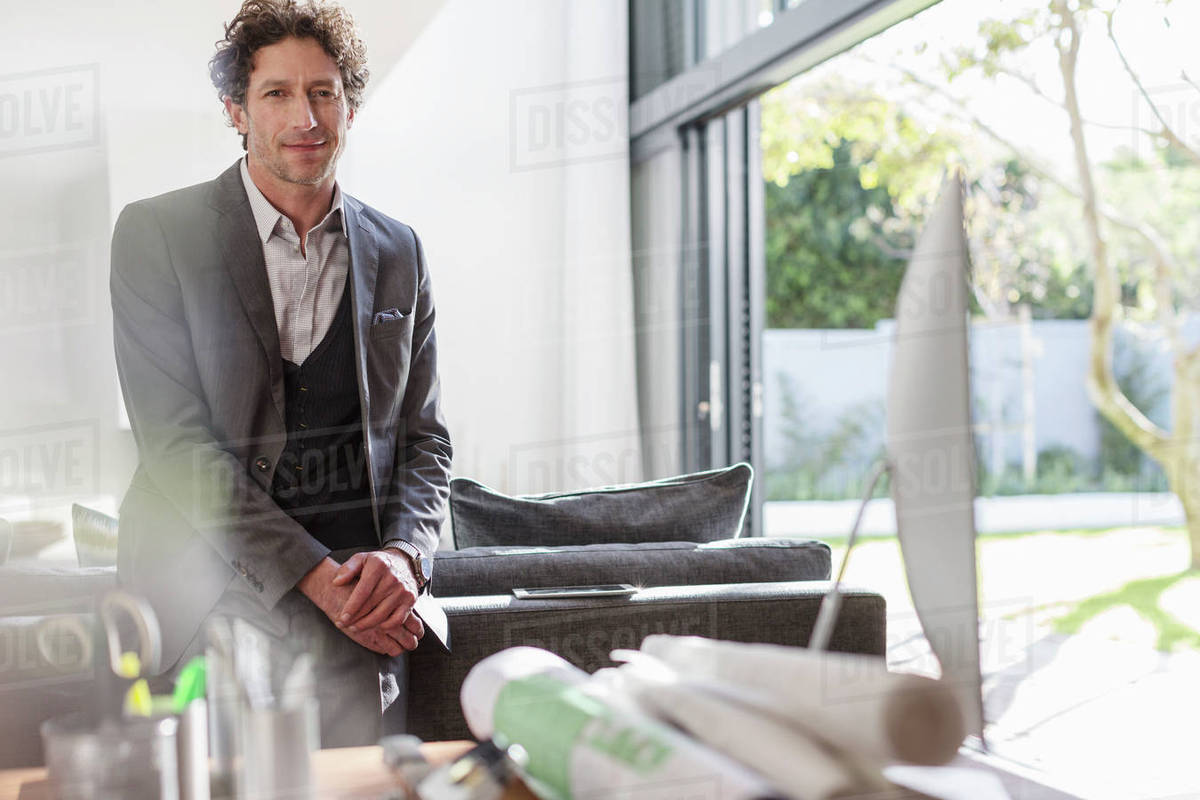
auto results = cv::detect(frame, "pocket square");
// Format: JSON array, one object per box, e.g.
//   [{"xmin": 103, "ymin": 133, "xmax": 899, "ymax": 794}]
[{"xmin": 372, "ymin": 307, "xmax": 408, "ymax": 324}]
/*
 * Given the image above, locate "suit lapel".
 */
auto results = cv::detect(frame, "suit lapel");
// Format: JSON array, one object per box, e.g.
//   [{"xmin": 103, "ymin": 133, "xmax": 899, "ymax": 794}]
[
  {"xmin": 210, "ymin": 161, "xmax": 286, "ymax": 421},
  {"xmin": 342, "ymin": 195, "xmax": 380, "ymax": 369},
  {"xmin": 342, "ymin": 195, "xmax": 383, "ymax": 539}
]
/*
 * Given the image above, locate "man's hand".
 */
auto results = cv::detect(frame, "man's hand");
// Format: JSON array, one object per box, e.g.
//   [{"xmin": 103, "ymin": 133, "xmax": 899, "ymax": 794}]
[
  {"xmin": 331, "ymin": 550, "xmax": 422, "ymax": 635},
  {"xmin": 297, "ymin": 557, "xmax": 423, "ymax": 656}
]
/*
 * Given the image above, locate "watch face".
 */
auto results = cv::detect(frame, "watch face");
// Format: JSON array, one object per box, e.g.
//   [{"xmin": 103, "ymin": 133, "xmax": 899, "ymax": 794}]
[{"xmin": 418, "ymin": 555, "xmax": 433, "ymax": 583}]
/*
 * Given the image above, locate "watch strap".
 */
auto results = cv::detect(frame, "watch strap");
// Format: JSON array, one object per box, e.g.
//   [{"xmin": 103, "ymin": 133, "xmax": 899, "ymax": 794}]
[{"xmin": 382, "ymin": 539, "xmax": 430, "ymax": 590}]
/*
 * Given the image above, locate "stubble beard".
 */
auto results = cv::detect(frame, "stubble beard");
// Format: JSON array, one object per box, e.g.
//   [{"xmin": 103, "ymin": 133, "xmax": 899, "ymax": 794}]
[{"xmin": 248, "ymin": 126, "xmax": 340, "ymax": 188}]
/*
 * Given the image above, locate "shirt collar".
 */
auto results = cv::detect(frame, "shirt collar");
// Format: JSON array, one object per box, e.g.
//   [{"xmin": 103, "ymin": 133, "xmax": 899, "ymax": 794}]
[{"xmin": 239, "ymin": 155, "xmax": 344, "ymax": 244}]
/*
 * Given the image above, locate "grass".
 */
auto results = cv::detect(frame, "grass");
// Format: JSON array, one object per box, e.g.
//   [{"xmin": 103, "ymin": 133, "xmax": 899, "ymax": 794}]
[
  {"xmin": 1052, "ymin": 570, "xmax": 1200, "ymax": 651},
  {"xmin": 820, "ymin": 524, "xmax": 1200, "ymax": 653}
]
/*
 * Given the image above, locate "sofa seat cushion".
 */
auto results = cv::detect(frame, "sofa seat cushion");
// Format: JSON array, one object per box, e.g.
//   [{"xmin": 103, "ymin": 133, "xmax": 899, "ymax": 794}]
[
  {"xmin": 0, "ymin": 566, "xmax": 117, "ymax": 614},
  {"xmin": 431, "ymin": 537, "xmax": 830, "ymax": 598},
  {"xmin": 449, "ymin": 464, "xmax": 753, "ymax": 549}
]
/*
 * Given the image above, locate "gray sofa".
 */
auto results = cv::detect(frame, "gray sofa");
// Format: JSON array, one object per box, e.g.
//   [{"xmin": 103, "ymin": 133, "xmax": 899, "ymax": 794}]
[{"xmin": 0, "ymin": 538, "xmax": 885, "ymax": 766}]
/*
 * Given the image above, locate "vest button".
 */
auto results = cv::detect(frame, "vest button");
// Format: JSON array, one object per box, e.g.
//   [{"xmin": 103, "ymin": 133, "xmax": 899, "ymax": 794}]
[{"xmin": 254, "ymin": 456, "xmax": 270, "ymax": 472}]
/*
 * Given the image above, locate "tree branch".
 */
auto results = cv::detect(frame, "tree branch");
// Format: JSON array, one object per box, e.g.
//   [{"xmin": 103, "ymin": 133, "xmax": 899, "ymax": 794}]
[
  {"xmin": 1106, "ymin": 5, "xmax": 1200, "ymax": 166},
  {"xmin": 868, "ymin": 232, "xmax": 913, "ymax": 261},
  {"xmin": 1056, "ymin": 0, "xmax": 1170, "ymax": 457},
  {"xmin": 873, "ymin": 49, "xmax": 1182, "ymax": 452},
  {"xmin": 982, "ymin": 62, "xmax": 1157, "ymax": 135},
  {"xmin": 1179, "ymin": 69, "xmax": 1200, "ymax": 98},
  {"xmin": 880, "ymin": 59, "xmax": 1184, "ymax": 351},
  {"xmin": 990, "ymin": 64, "xmax": 1060, "ymax": 106}
]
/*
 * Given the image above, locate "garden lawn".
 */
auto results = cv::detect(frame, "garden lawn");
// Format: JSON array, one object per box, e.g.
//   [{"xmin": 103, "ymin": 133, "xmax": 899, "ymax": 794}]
[{"xmin": 827, "ymin": 524, "xmax": 1199, "ymax": 799}]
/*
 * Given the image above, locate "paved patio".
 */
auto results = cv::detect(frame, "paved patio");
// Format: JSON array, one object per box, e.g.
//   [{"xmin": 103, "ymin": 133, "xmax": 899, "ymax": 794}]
[{"xmin": 831, "ymin": 525, "xmax": 1199, "ymax": 800}]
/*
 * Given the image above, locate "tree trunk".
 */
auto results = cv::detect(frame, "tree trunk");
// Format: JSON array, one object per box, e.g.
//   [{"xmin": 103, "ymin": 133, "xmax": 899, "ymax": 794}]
[
  {"xmin": 1054, "ymin": 3, "xmax": 1198, "ymax": 565},
  {"xmin": 1173, "ymin": 459, "xmax": 1200, "ymax": 571},
  {"xmin": 1181, "ymin": 492, "xmax": 1200, "ymax": 572},
  {"xmin": 1168, "ymin": 354, "xmax": 1200, "ymax": 570}
]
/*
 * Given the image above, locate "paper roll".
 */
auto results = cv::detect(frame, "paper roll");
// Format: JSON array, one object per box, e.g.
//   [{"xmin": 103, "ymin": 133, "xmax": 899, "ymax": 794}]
[
  {"xmin": 600, "ymin": 662, "xmax": 882, "ymax": 800},
  {"xmin": 639, "ymin": 636, "xmax": 965, "ymax": 766},
  {"xmin": 460, "ymin": 647, "xmax": 781, "ymax": 800}
]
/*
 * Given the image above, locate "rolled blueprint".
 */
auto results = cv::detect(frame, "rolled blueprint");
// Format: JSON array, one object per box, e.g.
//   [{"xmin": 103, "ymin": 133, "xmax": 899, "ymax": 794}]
[
  {"xmin": 639, "ymin": 636, "xmax": 965, "ymax": 766},
  {"xmin": 596, "ymin": 659, "xmax": 886, "ymax": 800},
  {"xmin": 461, "ymin": 647, "xmax": 781, "ymax": 800}
]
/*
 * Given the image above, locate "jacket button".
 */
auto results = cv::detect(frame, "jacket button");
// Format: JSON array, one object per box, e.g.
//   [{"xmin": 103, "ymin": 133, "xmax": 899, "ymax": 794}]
[{"xmin": 254, "ymin": 456, "xmax": 270, "ymax": 472}]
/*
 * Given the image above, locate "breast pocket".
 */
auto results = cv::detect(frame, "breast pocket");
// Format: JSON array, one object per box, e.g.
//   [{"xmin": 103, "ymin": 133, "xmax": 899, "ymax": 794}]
[
  {"xmin": 370, "ymin": 309, "xmax": 414, "ymax": 341},
  {"xmin": 367, "ymin": 310, "xmax": 414, "ymax": 422}
]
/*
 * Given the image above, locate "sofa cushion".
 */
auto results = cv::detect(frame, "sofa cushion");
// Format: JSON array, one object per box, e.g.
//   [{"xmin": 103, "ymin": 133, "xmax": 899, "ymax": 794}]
[
  {"xmin": 0, "ymin": 566, "xmax": 118, "ymax": 616},
  {"xmin": 431, "ymin": 537, "xmax": 830, "ymax": 597},
  {"xmin": 449, "ymin": 463, "xmax": 754, "ymax": 549}
]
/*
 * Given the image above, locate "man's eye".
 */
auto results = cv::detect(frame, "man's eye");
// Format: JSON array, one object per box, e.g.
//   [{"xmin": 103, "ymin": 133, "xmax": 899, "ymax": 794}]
[{"xmin": 266, "ymin": 90, "xmax": 284, "ymax": 97}]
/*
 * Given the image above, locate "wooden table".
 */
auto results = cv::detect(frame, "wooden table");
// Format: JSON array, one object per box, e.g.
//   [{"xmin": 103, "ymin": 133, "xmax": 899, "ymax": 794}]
[
  {"xmin": 0, "ymin": 740, "xmax": 538, "ymax": 800},
  {"xmin": 0, "ymin": 739, "xmax": 1083, "ymax": 800}
]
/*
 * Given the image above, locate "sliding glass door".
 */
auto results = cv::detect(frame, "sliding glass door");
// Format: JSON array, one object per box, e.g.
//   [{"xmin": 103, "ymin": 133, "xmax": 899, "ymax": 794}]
[{"xmin": 628, "ymin": 0, "xmax": 937, "ymax": 535}]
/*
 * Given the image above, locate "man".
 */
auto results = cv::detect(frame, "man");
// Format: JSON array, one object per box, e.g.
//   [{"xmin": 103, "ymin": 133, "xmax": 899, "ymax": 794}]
[{"xmin": 110, "ymin": 0, "xmax": 451, "ymax": 744}]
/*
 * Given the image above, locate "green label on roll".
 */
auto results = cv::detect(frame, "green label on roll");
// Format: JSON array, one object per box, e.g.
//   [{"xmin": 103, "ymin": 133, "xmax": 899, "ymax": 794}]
[
  {"xmin": 494, "ymin": 674, "xmax": 598, "ymax": 799},
  {"xmin": 493, "ymin": 674, "xmax": 677, "ymax": 800}
]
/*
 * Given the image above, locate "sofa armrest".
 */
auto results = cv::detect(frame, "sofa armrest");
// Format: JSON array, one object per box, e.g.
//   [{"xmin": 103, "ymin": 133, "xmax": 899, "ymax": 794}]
[{"xmin": 408, "ymin": 580, "xmax": 885, "ymax": 742}]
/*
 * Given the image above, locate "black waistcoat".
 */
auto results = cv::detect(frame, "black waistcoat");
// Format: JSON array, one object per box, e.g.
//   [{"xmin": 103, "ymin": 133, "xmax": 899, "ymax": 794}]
[{"xmin": 270, "ymin": 282, "xmax": 377, "ymax": 551}]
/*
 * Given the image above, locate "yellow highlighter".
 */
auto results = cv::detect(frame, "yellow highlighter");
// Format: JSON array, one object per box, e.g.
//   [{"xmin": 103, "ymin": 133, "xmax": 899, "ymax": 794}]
[{"xmin": 118, "ymin": 652, "xmax": 154, "ymax": 717}]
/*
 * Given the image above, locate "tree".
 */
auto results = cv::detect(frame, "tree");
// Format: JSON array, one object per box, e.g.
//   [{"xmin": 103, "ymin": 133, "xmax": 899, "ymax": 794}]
[
  {"xmin": 761, "ymin": 74, "xmax": 1090, "ymax": 323},
  {"xmin": 765, "ymin": 139, "xmax": 909, "ymax": 328},
  {"xmin": 911, "ymin": 0, "xmax": 1200, "ymax": 567}
]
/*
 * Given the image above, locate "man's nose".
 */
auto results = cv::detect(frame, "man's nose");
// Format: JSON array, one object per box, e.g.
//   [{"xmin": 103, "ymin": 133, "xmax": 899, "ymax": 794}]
[{"xmin": 289, "ymin": 95, "xmax": 317, "ymax": 129}]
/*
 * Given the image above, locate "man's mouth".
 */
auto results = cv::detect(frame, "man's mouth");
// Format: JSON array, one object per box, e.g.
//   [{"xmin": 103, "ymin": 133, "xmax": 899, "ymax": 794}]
[{"xmin": 285, "ymin": 140, "xmax": 327, "ymax": 150}]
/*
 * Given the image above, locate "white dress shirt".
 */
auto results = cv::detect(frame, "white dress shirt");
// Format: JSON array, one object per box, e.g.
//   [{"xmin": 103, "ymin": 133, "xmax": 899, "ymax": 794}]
[{"xmin": 240, "ymin": 157, "xmax": 350, "ymax": 365}]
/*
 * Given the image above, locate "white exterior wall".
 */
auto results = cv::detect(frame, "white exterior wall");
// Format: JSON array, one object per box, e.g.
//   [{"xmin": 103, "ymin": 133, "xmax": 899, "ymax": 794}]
[{"xmin": 763, "ymin": 318, "xmax": 1180, "ymax": 471}]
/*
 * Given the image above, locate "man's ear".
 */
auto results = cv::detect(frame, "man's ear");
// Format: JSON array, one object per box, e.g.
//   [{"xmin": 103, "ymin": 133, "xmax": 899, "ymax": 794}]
[
  {"xmin": 223, "ymin": 96, "xmax": 249, "ymax": 134},
  {"xmin": 346, "ymin": 105, "xmax": 355, "ymax": 130}
]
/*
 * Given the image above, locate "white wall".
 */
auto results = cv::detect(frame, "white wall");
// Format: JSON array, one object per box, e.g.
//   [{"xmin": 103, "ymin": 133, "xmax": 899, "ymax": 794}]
[
  {"xmin": 3, "ymin": 2, "xmax": 135, "ymax": 517},
  {"xmin": 1, "ymin": 1, "xmax": 640, "ymax": 530},
  {"xmin": 343, "ymin": 0, "xmax": 640, "ymax": 494}
]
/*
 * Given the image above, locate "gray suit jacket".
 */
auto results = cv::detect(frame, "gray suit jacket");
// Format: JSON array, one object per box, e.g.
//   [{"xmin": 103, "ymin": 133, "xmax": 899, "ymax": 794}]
[{"xmin": 111, "ymin": 160, "xmax": 452, "ymax": 667}]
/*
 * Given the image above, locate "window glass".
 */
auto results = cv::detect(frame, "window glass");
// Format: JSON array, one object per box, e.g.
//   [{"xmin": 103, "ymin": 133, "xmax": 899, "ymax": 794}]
[{"xmin": 760, "ymin": 0, "xmax": 1199, "ymax": 793}]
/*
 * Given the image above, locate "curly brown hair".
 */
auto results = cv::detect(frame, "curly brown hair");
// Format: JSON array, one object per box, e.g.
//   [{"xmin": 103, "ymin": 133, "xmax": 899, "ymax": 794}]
[{"xmin": 209, "ymin": 0, "xmax": 369, "ymax": 149}]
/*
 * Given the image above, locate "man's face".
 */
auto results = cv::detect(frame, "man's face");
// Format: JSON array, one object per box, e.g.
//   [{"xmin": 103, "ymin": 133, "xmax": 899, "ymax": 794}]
[{"xmin": 225, "ymin": 36, "xmax": 354, "ymax": 188}]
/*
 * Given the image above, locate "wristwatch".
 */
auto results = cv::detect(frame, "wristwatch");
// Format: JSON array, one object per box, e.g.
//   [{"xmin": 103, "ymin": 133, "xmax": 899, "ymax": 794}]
[{"xmin": 382, "ymin": 539, "xmax": 433, "ymax": 592}]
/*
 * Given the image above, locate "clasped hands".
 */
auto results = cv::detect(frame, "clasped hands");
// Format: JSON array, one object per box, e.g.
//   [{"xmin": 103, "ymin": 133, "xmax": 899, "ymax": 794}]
[{"xmin": 298, "ymin": 550, "xmax": 424, "ymax": 657}]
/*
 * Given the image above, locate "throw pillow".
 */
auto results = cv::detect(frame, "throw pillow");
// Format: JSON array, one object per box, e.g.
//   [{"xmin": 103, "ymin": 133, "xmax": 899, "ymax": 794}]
[
  {"xmin": 450, "ymin": 462, "xmax": 753, "ymax": 549},
  {"xmin": 71, "ymin": 504, "xmax": 119, "ymax": 568}
]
